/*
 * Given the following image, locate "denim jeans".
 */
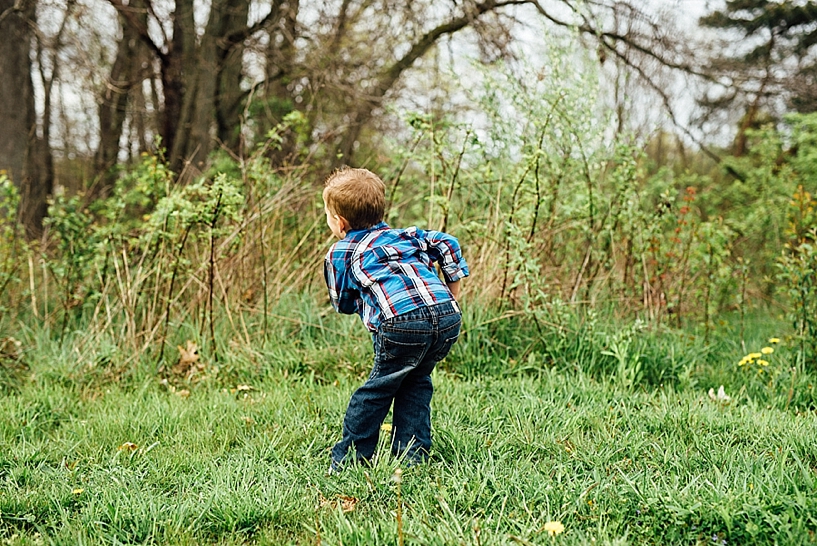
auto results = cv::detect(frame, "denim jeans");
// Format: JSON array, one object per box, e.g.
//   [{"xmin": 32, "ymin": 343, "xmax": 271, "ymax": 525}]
[{"xmin": 331, "ymin": 301, "xmax": 461, "ymax": 467}]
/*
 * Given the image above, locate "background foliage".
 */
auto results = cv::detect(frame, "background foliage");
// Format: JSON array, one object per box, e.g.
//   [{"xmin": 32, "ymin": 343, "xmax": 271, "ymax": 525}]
[{"xmin": 1, "ymin": 41, "xmax": 815, "ymax": 391}]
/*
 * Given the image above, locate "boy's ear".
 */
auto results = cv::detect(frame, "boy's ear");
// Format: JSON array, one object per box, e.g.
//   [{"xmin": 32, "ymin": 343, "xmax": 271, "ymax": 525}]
[{"xmin": 336, "ymin": 215, "xmax": 351, "ymax": 232}]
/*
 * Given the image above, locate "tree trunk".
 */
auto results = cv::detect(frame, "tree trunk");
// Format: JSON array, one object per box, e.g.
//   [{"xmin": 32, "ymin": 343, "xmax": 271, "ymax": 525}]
[
  {"xmin": 183, "ymin": 38, "xmax": 215, "ymax": 174},
  {"xmin": 93, "ymin": 0, "xmax": 145, "ymax": 198},
  {"xmin": 165, "ymin": 0, "xmax": 197, "ymax": 172},
  {"xmin": 261, "ymin": 0, "xmax": 301, "ymax": 164},
  {"xmin": 0, "ymin": 0, "xmax": 32, "ymax": 189},
  {"xmin": 131, "ymin": 83, "xmax": 150, "ymax": 157},
  {"xmin": 180, "ymin": 0, "xmax": 251, "ymax": 172},
  {"xmin": 215, "ymin": 0, "xmax": 252, "ymax": 152},
  {"xmin": 0, "ymin": 0, "xmax": 52, "ymax": 237},
  {"xmin": 264, "ymin": 0, "xmax": 298, "ymax": 106}
]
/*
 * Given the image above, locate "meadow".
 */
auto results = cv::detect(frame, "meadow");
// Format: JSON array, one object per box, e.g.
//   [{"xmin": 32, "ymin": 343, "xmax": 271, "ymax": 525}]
[{"xmin": 1, "ymin": 300, "xmax": 816, "ymax": 545}]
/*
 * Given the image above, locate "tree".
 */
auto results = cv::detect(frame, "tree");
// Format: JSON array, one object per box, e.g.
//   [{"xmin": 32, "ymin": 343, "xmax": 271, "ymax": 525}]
[
  {"xmin": 0, "ymin": 0, "xmax": 34, "ymax": 198},
  {"xmin": 92, "ymin": 0, "xmax": 148, "ymax": 199},
  {"xmin": 699, "ymin": 0, "xmax": 817, "ymax": 154},
  {"xmin": 0, "ymin": 0, "xmax": 53, "ymax": 237},
  {"xmin": 102, "ymin": 0, "xmax": 540, "ymax": 173},
  {"xmin": 4, "ymin": 0, "xmax": 704, "ymax": 206},
  {"xmin": 249, "ymin": 0, "xmax": 703, "ymax": 166},
  {"xmin": 326, "ymin": 0, "xmax": 528, "ymax": 162}
]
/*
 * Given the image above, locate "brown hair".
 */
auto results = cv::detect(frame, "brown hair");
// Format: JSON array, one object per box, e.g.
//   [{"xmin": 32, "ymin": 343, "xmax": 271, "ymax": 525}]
[{"xmin": 322, "ymin": 167, "xmax": 386, "ymax": 229}]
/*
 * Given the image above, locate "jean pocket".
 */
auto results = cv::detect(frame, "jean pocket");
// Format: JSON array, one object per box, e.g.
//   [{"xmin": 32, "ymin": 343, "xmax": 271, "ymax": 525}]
[{"xmin": 379, "ymin": 331, "xmax": 427, "ymax": 364}]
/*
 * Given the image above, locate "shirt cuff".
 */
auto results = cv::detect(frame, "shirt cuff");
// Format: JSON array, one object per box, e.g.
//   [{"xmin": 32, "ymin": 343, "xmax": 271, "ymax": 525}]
[{"xmin": 441, "ymin": 266, "xmax": 469, "ymax": 283}]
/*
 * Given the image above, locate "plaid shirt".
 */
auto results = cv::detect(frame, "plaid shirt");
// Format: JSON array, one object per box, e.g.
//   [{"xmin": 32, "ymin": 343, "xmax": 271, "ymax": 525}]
[{"xmin": 324, "ymin": 222, "xmax": 469, "ymax": 332}]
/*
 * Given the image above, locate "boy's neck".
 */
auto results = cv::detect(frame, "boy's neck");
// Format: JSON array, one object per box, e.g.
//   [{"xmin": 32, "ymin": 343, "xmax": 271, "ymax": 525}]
[{"xmin": 348, "ymin": 221, "xmax": 388, "ymax": 234}]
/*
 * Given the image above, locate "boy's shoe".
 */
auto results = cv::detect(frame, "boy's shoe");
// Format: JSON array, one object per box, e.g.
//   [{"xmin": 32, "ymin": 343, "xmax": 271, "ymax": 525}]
[
  {"xmin": 327, "ymin": 460, "xmax": 343, "ymax": 475},
  {"xmin": 394, "ymin": 448, "xmax": 428, "ymax": 469},
  {"xmin": 401, "ymin": 456, "xmax": 426, "ymax": 469}
]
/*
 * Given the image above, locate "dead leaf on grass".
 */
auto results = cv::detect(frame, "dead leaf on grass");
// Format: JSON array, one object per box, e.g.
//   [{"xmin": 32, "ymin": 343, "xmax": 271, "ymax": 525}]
[
  {"xmin": 118, "ymin": 442, "xmax": 138, "ymax": 452},
  {"xmin": 318, "ymin": 493, "xmax": 359, "ymax": 512},
  {"xmin": 0, "ymin": 337, "xmax": 23, "ymax": 361},
  {"xmin": 158, "ymin": 340, "xmax": 210, "ymax": 383},
  {"xmin": 172, "ymin": 341, "xmax": 200, "ymax": 375}
]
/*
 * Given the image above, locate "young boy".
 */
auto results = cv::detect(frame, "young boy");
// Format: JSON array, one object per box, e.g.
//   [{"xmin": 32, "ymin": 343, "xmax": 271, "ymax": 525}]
[{"xmin": 322, "ymin": 167, "xmax": 469, "ymax": 471}]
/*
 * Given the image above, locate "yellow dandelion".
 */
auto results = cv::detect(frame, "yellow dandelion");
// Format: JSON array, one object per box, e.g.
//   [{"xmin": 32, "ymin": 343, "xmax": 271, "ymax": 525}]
[
  {"xmin": 72, "ymin": 488, "xmax": 84, "ymax": 495},
  {"xmin": 757, "ymin": 359, "xmax": 769, "ymax": 366},
  {"xmin": 769, "ymin": 338, "xmax": 780, "ymax": 344},
  {"xmin": 761, "ymin": 347, "xmax": 773, "ymax": 355},
  {"xmin": 381, "ymin": 423, "xmax": 392, "ymax": 433},
  {"xmin": 748, "ymin": 352, "xmax": 762, "ymax": 359},
  {"xmin": 544, "ymin": 521, "xmax": 565, "ymax": 536}
]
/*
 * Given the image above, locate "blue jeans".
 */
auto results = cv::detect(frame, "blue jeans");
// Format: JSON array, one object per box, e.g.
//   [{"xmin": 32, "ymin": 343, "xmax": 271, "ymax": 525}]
[{"xmin": 331, "ymin": 301, "xmax": 462, "ymax": 467}]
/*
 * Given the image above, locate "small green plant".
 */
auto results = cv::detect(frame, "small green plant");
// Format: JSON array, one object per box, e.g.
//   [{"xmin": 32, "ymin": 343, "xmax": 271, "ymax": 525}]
[
  {"xmin": 45, "ymin": 194, "xmax": 102, "ymax": 340},
  {"xmin": 0, "ymin": 175, "xmax": 25, "ymax": 316},
  {"xmin": 601, "ymin": 319, "xmax": 645, "ymax": 389},
  {"xmin": 776, "ymin": 185, "xmax": 817, "ymax": 370},
  {"xmin": 692, "ymin": 218, "xmax": 735, "ymax": 343}
]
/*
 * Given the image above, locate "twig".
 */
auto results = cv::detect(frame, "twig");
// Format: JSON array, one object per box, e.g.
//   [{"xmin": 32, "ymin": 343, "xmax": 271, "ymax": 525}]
[
  {"xmin": 156, "ymin": 222, "xmax": 193, "ymax": 366},
  {"xmin": 439, "ymin": 129, "xmax": 471, "ymax": 233},
  {"xmin": 208, "ymin": 188, "xmax": 224, "ymax": 362}
]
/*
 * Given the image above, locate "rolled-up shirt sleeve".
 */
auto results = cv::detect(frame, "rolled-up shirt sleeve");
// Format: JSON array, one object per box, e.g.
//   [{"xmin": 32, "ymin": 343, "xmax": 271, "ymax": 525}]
[{"xmin": 418, "ymin": 229, "xmax": 469, "ymax": 283}]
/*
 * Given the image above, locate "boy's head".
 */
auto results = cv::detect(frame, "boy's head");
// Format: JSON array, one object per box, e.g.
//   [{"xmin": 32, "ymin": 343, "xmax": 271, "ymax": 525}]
[{"xmin": 322, "ymin": 167, "xmax": 386, "ymax": 233}]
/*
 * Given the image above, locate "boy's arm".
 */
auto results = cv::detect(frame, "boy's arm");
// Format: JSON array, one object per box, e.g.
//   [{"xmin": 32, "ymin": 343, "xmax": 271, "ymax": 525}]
[
  {"xmin": 324, "ymin": 257, "xmax": 361, "ymax": 315},
  {"xmin": 446, "ymin": 279, "xmax": 461, "ymax": 300}
]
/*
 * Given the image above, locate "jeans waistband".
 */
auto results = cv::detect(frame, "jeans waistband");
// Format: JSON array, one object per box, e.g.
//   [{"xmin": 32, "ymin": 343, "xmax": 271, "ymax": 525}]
[
  {"xmin": 428, "ymin": 300, "xmax": 460, "ymax": 316},
  {"xmin": 385, "ymin": 300, "xmax": 460, "ymax": 324}
]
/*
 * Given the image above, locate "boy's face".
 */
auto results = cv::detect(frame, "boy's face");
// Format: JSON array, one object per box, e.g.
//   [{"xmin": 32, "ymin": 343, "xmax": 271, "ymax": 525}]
[{"xmin": 324, "ymin": 202, "xmax": 347, "ymax": 239}]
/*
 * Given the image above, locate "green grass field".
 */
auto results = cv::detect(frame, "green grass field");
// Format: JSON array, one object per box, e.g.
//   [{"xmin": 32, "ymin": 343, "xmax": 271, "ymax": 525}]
[{"xmin": 1, "ymin": 304, "xmax": 816, "ymax": 545}]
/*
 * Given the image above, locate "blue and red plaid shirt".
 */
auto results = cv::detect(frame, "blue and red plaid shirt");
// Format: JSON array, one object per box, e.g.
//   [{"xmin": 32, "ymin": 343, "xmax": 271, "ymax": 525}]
[{"xmin": 324, "ymin": 222, "xmax": 469, "ymax": 332}]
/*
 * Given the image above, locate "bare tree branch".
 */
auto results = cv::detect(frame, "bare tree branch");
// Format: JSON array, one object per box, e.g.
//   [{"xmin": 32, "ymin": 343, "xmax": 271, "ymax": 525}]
[
  {"xmin": 598, "ymin": 34, "xmax": 744, "ymax": 179},
  {"xmin": 0, "ymin": 0, "xmax": 23, "ymax": 25},
  {"xmin": 529, "ymin": 0, "xmax": 718, "ymax": 82},
  {"xmin": 106, "ymin": 0, "xmax": 167, "ymax": 64},
  {"xmin": 334, "ymin": 0, "xmax": 530, "ymax": 160},
  {"xmin": 330, "ymin": 0, "xmax": 353, "ymax": 50},
  {"xmin": 377, "ymin": 0, "xmax": 528, "ymax": 97}
]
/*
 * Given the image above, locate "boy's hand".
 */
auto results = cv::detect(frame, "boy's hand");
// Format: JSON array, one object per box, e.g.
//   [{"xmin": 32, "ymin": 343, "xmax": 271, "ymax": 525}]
[{"xmin": 446, "ymin": 280, "xmax": 460, "ymax": 300}]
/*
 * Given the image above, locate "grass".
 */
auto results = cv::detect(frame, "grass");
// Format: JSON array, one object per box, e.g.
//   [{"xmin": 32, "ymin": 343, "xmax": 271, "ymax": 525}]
[{"xmin": 1, "ymin": 301, "xmax": 816, "ymax": 545}]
